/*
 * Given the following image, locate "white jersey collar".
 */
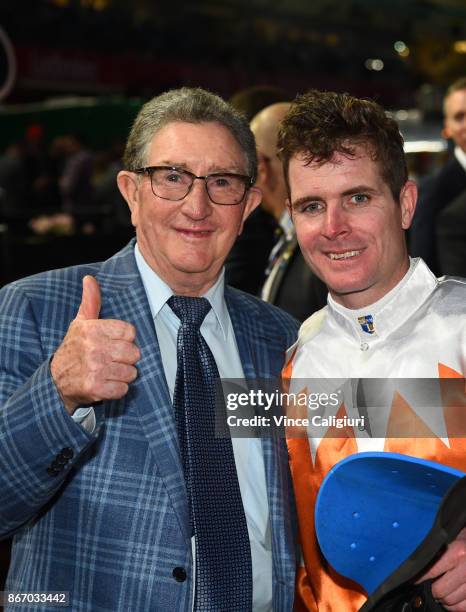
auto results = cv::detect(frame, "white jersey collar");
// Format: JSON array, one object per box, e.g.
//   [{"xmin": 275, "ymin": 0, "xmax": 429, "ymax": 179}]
[{"xmin": 327, "ymin": 258, "xmax": 438, "ymax": 342}]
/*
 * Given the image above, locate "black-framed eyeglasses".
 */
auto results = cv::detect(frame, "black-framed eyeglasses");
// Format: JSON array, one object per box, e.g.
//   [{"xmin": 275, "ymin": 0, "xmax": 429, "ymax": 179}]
[{"xmin": 134, "ymin": 166, "xmax": 253, "ymax": 206}]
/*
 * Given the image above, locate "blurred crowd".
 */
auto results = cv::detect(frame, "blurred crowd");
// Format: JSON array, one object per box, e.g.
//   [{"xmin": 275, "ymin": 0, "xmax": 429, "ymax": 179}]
[
  {"xmin": 0, "ymin": 124, "xmax": 131, "ymax": 236},
  {"xmin": 0, "ymin": 80, "xmax": 465, "ymax": 309}
]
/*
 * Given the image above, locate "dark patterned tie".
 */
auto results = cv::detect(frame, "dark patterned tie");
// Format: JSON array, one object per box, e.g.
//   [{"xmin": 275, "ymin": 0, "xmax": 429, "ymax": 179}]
[{"xmin": 168, "ymin": 295, "xmax": 253, "ymax": 611}]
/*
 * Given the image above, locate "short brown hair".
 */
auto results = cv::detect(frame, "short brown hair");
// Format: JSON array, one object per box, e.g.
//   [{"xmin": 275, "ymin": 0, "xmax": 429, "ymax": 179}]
[{"xmin": 277, "ymin": 90, "xmax": 408, "ymax": 202}]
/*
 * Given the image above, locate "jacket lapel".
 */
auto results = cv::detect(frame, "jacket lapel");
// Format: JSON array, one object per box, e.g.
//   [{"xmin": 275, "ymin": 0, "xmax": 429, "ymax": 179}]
[
  {"xmin": 225, "ymin": 286, "xmax": 290, "ymax": 379},
  {"xmin": 96, "ymin": 242, "xmax": 190, "ymax": 539},
  {"xmin": 225, "ymin": 287, "xmax": 297, "ymax": 602}
]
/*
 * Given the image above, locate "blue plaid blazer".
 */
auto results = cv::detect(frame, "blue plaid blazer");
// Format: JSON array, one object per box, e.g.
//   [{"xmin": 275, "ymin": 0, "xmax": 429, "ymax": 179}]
[{"xmin": 0, "ymin": 241, "xmax": 299, "ymax": 612}]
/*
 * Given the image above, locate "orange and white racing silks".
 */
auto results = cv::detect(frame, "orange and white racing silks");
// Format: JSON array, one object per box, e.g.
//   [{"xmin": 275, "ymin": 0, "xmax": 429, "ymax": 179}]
[{"xmin": 283, "ymin": 259, "xmax": 466, "ymax": 611}]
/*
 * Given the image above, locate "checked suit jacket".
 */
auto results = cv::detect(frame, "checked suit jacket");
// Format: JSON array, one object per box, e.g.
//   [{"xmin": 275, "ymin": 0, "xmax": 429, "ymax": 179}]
[{"xmin": 0, "ymin": 241, "xmax": 299, "ymax": 612}]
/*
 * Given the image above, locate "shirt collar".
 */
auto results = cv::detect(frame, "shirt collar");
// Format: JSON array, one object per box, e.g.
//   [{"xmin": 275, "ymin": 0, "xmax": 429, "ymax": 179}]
[
  {"xmin": 278, "ymin": 210, "xmax": 295, "ymax": 240},
  {"xmin": 134, "ymin": 243, "xmax": 229, "ymax": 340},
  {"xmin": 327, "ymin": 258, "xmax": 438, "ymax": 342},
  {"xmin": 454, "ymin": 146, "xmax": 466, "ymax": 172}
]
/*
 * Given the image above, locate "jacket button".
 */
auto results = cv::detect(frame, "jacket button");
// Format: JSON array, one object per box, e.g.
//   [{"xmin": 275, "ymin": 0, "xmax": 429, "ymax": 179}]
[
  {"xmin": 172, "ymin": 567, "xmax": 187, "ymax": 582},
  {"xmin": 60, "ymin": 448, "xmax": 74, "ymax": 460}
]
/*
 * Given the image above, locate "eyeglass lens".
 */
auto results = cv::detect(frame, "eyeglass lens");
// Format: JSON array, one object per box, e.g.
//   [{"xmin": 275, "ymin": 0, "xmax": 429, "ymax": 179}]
[{"xmin": 150, "ymin": 167, "xmax": 247, "ymax": 204}]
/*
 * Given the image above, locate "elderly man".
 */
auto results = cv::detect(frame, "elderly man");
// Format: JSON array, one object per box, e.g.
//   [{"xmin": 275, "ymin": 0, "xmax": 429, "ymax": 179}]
[
  {"xmin": 278, "ymin": 90, "xmax": 466, "ymax": 611},
  {"xmin": 0, "ymin": 88, "xmax": 298, "ymax": 611}
]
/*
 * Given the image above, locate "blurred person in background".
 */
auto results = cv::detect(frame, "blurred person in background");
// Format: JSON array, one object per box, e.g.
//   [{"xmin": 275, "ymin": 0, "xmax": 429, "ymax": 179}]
[
  {"xmin": 92, "ymin": 140, "xmax": 132, "ymax": 232},
  {"xmin": 229, "ymin": 84, "xmax": 291, "ymax": 122},
  {"xmin": 0, "ymin": 126, "xmax": 60, "ymax": 227},
  {"xmin": 0, "ymin": 142, "xmax": 28, "ymax": 220},
  {"xmin": 410, "ymin": 77, "xmax": 466, "ymax": 275},
  {"xmin": 254, "ymin": 102, "xmax": 327, "ymax": 321},
  {"xmin": 225, "ymin": 86, "xmax": 291, "ymax": 294},
  {"xmin": 23, "ymin": 124, "xmax": 61, "ymax": 213},
  {"xmin": 436, "ymin": 188, "xmax": 466, "ymax": 277},
  {"xmin": 53, "ymin": 133, "xmax": 95, "ymax": 222}
]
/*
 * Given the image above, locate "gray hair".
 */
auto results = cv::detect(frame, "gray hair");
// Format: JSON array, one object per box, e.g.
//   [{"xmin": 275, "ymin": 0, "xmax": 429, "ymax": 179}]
[{"xmin": 123, "ymin": 87, "xmax": 257, "ymax": 179}]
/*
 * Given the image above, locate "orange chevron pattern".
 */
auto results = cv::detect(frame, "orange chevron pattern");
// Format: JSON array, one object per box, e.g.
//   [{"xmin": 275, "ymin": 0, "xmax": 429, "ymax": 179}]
[{"xmin": 288, "ymin": 363, "xmax": 466, "ymax": 611}]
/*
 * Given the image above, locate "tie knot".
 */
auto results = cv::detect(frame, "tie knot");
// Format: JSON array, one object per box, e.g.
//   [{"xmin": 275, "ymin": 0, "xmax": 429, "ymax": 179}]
[{"xmin": 168, "ymin": 295, "xmax": 211, "ymax": 329}]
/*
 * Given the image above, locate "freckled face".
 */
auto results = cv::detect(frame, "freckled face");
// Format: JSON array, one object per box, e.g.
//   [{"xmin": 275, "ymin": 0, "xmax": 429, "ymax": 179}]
[
  {"xmin": 287, "ymin": 147, "xmax": 417, "ymax": 309},
  {"xmin": 119, "ymin": 121, "xmax": 260, "ymax": 295}
]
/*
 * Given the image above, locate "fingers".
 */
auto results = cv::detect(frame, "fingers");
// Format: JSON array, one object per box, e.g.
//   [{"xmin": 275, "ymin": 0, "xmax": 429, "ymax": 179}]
[
  {"xmin": 98, "ymin": 382, "xmax": 130, "ymax": 402},
  {"xmin": 101, "ymin": 362, "xmax": 138, "ymax": 384},
  {"xmin": 108, "ymin": 340, "xmax": 141, "ymax": 364},
  {"xmin": 51, "ymin": 278, "xmax": 141, "ymax": 413},
  {"xmin": 79, "ymin": 334, "xmax": 140, "ymax": 371},
  {"xmin": 76, "ymin": 276, "xmax": 136, "ymax": 341},
  {"xmin": 96, "ymin": 319, "xmax": 137, "ymax": 343},
  {"xmin": 76, "ymin": 275, "xmax": 101, "ymax": 320},
  {"xmin": 418, "ymin": 529, "xmax": 466, "ymax": 611},
  {"xmin": 81, "ymin": 364, "xmax": 138, "ymax": 401},
  {"xmin": 73, "ymin": 381, "xmax": 130, "ymax": 405},
  {"xmin": 433, "ymin": 579, "xmax": 466, "ymax": 610},
  {"xmin": 419, "ymin": 528, "xmax": 466, "ymax": 582}
]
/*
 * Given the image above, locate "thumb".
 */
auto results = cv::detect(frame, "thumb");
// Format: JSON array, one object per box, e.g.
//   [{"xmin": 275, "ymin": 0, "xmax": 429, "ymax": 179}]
[{"xmin": 76, "ymin": 275, "xmax": 101, "ymax": 320}]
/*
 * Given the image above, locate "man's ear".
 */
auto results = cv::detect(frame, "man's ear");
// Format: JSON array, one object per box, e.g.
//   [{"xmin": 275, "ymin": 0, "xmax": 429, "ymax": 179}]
[
  {"xmin": 399, "ymin": 180, "xmax": 417, "ymax": 230},
  {"xmin": 238, "ymin": 186, "xmax": 262, "ymax": 235},
  {"xmin": 441, "ymin": 111, "xmax": 454, "ymax": 140},
  {"xmin": 441, "ymin": 125, "xmax": 452, "ymax": 140},
  {"xmin": 117, "ymin": 171, "xmax": 140, "ymax": 227},
  {"xmin": 441, "ymin": 118, "xmax": 451, "ymax": 140},
  {"xmin": 256, "ymin": 154, "xmax": 269, "ymax": 186}
]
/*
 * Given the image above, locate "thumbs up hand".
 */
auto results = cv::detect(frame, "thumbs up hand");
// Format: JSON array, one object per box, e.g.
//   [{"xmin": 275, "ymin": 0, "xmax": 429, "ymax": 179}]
[
  {"xmin": 50, "ymin": 276, "xmax": 141, "ymax": 415},
  {"xmin": 76, "ymin": 274, "xmax": 102, "ymax": 320}
]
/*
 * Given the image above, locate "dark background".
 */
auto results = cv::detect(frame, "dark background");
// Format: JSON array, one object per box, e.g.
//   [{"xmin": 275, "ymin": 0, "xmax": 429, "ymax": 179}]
[
  {"xmin": 3, "ymin": 0, "xmax": 466, "ymax": 105},
  {"xmin": 1, "ymin": 0, "xmax": 466, "ymax": 603},
  {"xmin": 2, "ymin": 0, "xmax": 466, "ymax": 130}
]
